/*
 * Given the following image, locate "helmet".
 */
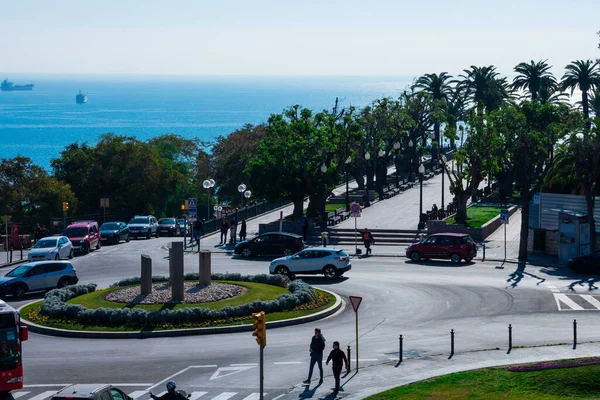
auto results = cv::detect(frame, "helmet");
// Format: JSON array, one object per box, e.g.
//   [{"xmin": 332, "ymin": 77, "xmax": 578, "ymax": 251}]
[{"xmin": 166, "ymin": 381, "xmax": 176, "ymax": 391}]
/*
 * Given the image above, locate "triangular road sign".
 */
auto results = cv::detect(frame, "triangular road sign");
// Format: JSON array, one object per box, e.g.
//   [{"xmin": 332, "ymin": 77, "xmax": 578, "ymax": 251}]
[
  {"xmin": 188, "ymin": 198, "xmax": 197, "ymax": 208},
  {"xmin": 349, "ymin": 296, "xmax": 362, "ymax": 312},
  {"xmin": 210, "ymin": 365, "xmax": 255, "ymax": 380}
]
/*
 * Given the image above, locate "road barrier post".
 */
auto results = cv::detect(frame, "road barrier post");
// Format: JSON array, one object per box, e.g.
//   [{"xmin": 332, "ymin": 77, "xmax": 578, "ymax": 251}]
[
  {"xmin": 508, "ymin": 324, "xmax": 512, "ymax": 351},
  {"xmin": 347, "ymin": 345, "xmax": 351, "ymax": 372},
  {"xmin": 399, "ymin": 335, "xmax": 403, "ymax": 364},
  {"xmin": 482, "ymin": 243, "xmax": 486, "ymax": 262},
  {"xmin": 573, "ymin": 319, "xmax": 577, "ymax": 349},
  {"xmin": 450, "ymin": 329, "xmax": 455, "ymax": 357}
]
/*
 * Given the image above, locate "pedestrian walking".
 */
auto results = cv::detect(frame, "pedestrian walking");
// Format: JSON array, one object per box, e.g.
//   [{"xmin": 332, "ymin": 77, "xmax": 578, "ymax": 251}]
[
  {"xmin": 300, "ymin": 214, "xmax": 309, "ymax": 241},
  {"xmin": 326, "ymin": 341, "xmax": 349, "ymax": 394},
  {"xmin": 362, "ymin": 228, "xmax": 375, "ymax": 255},
  {"xmin": 193, "ymin": 220, "xmax": 203, "ymax": 248},
  {"xmin": 219, "ymin": 218, "xmax": 229, "ymax": 245},
  {"xmin": 229, "ymin": 217, "xmax": 238, "ymax": 244},
  {"xmin": 303, "ymin": 328, "xmax": 326, "ymax": 385},
  {"xmin": 239, "ymin": 220, "xmax": 247, "ymax": 242}
]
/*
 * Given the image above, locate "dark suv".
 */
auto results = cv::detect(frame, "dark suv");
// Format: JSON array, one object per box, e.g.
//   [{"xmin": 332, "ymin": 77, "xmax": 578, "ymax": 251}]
[{"xmin": 406, "ymin": 233, "xmax": 477, "ymax": 263}]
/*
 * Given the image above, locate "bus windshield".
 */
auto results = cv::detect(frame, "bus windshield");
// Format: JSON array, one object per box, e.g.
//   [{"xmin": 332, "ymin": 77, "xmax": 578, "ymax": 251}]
[{"xmin": 0, "ymin": 314, "xmax": 18, "ymax": 370}]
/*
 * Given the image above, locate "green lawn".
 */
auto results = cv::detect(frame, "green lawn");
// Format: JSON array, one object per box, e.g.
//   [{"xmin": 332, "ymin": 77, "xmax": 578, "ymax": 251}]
[
  {"xmin": 445, "ymin": 205, "xmax": 505, "ymax": 228},
  {"xmin": 367, "ymin": 360, "xmax": 600, "ymax": 399}
]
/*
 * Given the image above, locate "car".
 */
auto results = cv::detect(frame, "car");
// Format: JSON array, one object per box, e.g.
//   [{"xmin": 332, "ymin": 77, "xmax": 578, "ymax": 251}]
[
  {"xmin": 52, "ymin": 384, "xmax": 133, "ymax": 400},
  {"xmin": 177, "ymin": 218, "xmax": 191, "ymax": 236},
  {"xmin": 99, "ymin": 221, "xmax": 130, "ymax": 244},
  {"xmin": 568, "ymin": 250, "xmax": 600, "ymax": 273},
  {"xmin": 270, "ymin": 247, "xmax": 351, "ymax": 279},
  {"xmin": 28, "ymin": 236, "xmax": 73, "ymax": 261},
  {"xmin": 234, "ymin": 232, "xmax": 304, "ymax": 257},
  {"xmin": 406, "ymin": 233, "xmax": 477, "ymax": 263},
  {"xmin": 128, "ymin": 215, "xmax": 159, "ymax": 239},
  {"xmin": 63, "ymin": 221, "xmax": 101, "ymax": 254},
  {"xmin": 158, "ymin": 217, "xmax": 180, "ymax": 237},
  {"xmin": 0, "ymin": 261, "xmax": 78, "ymax": 298}
]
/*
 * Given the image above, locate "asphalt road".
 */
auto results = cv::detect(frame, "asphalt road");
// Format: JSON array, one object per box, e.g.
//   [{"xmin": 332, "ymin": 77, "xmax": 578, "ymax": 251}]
[{"xmin": 4, "ymin": 235, "xmax": 600, "ymax": 400}]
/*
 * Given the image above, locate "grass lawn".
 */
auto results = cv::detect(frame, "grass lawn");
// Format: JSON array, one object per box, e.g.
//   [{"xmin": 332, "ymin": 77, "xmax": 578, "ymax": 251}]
[
  {"xmin": 445, "ymin": 205, "xmax": 505, "ymax": 228},
  {"xmin": 367, "ymin": 360, "xmax": 600, "ymax": 399}
]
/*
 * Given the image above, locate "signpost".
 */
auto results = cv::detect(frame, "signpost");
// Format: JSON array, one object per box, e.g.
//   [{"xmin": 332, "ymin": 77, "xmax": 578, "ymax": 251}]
[
  {"xmin": 1, "ymin": 215, "xmax": 11, "ymax": 263},
  {"xmin": 187, "ymin": 198, "xmax": 197, "ymax": 222},
  {"xmin": 350, "ymin": 203, "xmax": 361, "ymax": 254},
  {"xmin": 500, "ymin": 209, "xmax": 509, "ymax": 262},
  {"xmin": 349, "ymin": 295, "xmax": 363, "ymax": 371},
  {"xmin": 100, "ymin": 198, "xmax": 110, "ymax": 223}
]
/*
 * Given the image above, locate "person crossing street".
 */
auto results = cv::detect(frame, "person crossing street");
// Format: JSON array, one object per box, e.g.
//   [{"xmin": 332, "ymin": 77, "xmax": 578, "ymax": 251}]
[
  {"xmin": 326, "ymin": 341, "xmax": 349, "ymax": 394},
  {"xmin": 303, "ymin": 328, "xmax": 326, "ymax": 385}
]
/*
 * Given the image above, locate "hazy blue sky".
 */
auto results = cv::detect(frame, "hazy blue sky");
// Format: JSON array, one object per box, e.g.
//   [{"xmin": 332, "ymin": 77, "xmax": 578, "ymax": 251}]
[{"xmin": 2, "ymin": 0, "xmax": 599, "ymax": 77}]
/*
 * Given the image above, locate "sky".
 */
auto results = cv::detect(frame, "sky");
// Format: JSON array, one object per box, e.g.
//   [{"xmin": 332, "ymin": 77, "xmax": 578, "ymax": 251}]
[{"xmin": 2, "ymin": 0, "xmax": 599, "ymax": 78}]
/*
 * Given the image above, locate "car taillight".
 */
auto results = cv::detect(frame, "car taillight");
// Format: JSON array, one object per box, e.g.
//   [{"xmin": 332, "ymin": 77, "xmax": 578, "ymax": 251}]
[{"xmin": 337, "ymin": 257, "xmax": 347, "ymax": 262}]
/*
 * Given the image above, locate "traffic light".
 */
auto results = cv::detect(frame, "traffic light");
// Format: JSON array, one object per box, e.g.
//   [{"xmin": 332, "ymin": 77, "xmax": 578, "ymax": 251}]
[
  {"xmin": 251, "ymin": 311, "xmax": 266, "ymax": 347},
  {"xmin": 62, "ymin": 202, "xmax": 69, "ymax": 212}
]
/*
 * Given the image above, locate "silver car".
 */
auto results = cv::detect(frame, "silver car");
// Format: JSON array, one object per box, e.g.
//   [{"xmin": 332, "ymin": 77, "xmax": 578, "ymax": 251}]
[
  {"xmin": 52, "ymin": 384, "xmax": 132, "ymax": 400},
  {"xmin": 0, "ymin": 261, "xmax": 78, "ymax": 298},
  {"xmin": 269, "ymin": 247, "xmax": 352, "ymax": 279},
  {"xmin": 28, "ymin": 236, "xmax": 73, "ymax": 261}
]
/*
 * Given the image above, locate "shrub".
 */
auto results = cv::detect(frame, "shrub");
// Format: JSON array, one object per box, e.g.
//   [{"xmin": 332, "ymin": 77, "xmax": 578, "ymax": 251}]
[{"xmin": 109, "ymin": 273, "xmax": 288, "ymax": 288}]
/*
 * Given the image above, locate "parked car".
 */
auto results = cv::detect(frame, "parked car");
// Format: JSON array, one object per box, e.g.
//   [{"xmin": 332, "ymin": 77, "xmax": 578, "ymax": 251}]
[
  {"xmin": 234, "ymin": 232, "xmax": 304, "ymax": 257},
  {"xmin": 270, "ymin": 247, "xmax": 351, "ymax": 279},
  {"xmin": 63, "ymin": 221, "xmax": 101, "ymax": 254},
  {"xmin": 406, "ymin": 233, "xmax": 477, "ymax": 263},
  {"xmin": 158, "ymin": 217, "xmax": 180, "ymax": 237},
  {"xmin": 28, "ymin": 236, "xmax": 73, "ymax": 261},
  {"xmin": 128, "ymin": 215, "xmax": 159, "ymax": 239},
  {"xmin": 0, "ymin": 261, "xmax": 78, "ymax": 298},
  {"xmin": 99, "ymin": 222, "xmax": 130, "ymax": 244},
  {"xmin": 568, "ymin": 250, "xmax": 600, "ymax": 273},
  {"xmin": 177, "ymin": 218, "xmax": 191, "ymax": 236},
  {"xmin": 52, "ymin": 384, "xmax": 133, "ymax": 400}
]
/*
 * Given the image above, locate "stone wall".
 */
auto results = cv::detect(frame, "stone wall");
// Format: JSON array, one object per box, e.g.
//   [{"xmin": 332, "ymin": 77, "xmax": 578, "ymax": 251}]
[{"xmin": 428, "ymin": 206, "xmax": 518, "ymax": 242}]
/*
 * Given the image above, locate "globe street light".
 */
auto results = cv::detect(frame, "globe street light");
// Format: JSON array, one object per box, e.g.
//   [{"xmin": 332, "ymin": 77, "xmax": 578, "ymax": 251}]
[
  {"xmin": 377, "ymin": 149, "xmax": 385, "ymax": 200},
  {"xmin": 408, "ymin": 139, "xmax": 414, "ymax": 182},
  {"xmin": 238, "ymin": 183, "xmax": 247, "ymax": 208},
  {"xmin": 418, "ymin": 164, "xmax": 425, "ymax": 230},
  {"xmin": 203, "ymin": 179, "xmax": 215, "ymax": 220},
  {"xmin": 213, "ymin": 204, "xmax": 223, "ymax": 219},
  {"xmin": 439, "ymin": 155, "xmax": 447, "ymax": 218},
  {"xmin": 244, "ymin": 190, "xmax": 252, "ymax": 199},
  {"xmin": 345, "ymin": 155, "xmax": 352, "ymax": 211}
]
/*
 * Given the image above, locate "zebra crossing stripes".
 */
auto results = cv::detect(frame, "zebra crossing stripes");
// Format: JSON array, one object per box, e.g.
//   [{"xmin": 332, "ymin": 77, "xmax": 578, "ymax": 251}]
[
  {"xmin": 210, "ymin": 393, "xmax": 238, "ymax": 400},
  {"xmin": 26, "ymin": 391, "xmax": 59, "ymax": 400},
  {"xmin": 188, "ymin": 392, "xmax": 208, "ymax": 400},
  {"xmin": 12, "ymin": 391, "xmax": 31, "ymax": 399},
  {"xmin": 555, "ymin": 293, "xmax": 600, "ymax": 311},
  {"xmin": 8, "ymin": 390, "xmax": 272, "ymax": 400},
  {"xmin": 128, "ymin": 391, "xmax": 148, "ymax": 399}
]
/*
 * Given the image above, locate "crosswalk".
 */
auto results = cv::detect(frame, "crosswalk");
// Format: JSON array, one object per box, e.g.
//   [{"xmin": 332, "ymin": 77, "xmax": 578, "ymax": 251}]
[
  {"xmin": 554, "ymin": 293, "xmax": 600, "ymax": 311},
  {"xmin": 9, "ymin": 390, "xmax": 277, "ymax": 400}
]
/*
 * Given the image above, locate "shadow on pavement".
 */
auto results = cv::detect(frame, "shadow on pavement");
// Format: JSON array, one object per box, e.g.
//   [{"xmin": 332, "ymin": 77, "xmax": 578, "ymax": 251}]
[
  {"xmin": 506, "ymin": 262, "xmax": 546, "ymax": 288},
  {"xmin": 296, "ymin": 276, "xmax": 349, "ymax": 285},
  {"xmin": 405, "ymin": 260, "xmax": 474, "ymax": 268},
  {"xmin": 538, "ymin": 265, "xmax": 600, "ymax": 291}
]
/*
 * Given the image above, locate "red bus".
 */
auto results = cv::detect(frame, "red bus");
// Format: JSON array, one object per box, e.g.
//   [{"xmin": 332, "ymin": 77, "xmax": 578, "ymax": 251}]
[{"xmin": 0, "ymin": 300, "xmax": 28, "ymax": 394}]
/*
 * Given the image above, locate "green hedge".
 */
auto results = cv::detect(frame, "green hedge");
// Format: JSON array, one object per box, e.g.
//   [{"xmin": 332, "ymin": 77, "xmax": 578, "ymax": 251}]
[{"xmin": 40, "ymin": 274, "xmax": 314, "ymax": 327}]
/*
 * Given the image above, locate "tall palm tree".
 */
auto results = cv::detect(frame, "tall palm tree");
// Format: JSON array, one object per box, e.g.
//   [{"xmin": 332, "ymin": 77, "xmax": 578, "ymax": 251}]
[
  {"xmin": 512, "ymin": 60, "xmax": 556, "ymax": 101},
  {"xmin": 445, "ymin": 85, "xmax": 467, "ymax": 150},
  {"xmin": 538, "ymin": 77, "xmax": 568, "ymax": 105},
  {"xmin": 560, "ymin": 59, "xmax": 600, "ymax": 128},
  {"xmin": 459, "ymin": 65, "xmax": 510, "ymax": 112},
  {"xmin": 588, "ymin": 90, "xmax": 600, "ymax": 117}
]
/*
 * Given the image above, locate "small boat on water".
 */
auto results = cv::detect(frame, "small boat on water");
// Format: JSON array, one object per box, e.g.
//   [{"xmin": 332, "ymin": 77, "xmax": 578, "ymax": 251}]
[
  {"xmin": 76, "ymin": 91, "xmax": 87, "ymax": 104},
  {"xmin": 1, "ymin": 79, "xmax": 34, "ymax": 91}
]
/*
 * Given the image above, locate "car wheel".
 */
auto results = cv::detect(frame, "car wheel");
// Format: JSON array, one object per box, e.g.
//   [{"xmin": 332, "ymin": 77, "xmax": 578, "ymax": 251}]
[
  {"xmin": 242, "ymin": 248, "xmax": 252, "ymax": 258},
  {"xmin": 155, "ymin": 230, "xmax": 159, "ymax": 238},
  {"xmin": 323, "ymin": 265, "xmax": 337, "ymax": 279},
  {"xmin": 96, "ymin": 240, "xmax": 101, "ymax": 250},
  {"xmin": 83, "ymin": 244, "xmax": 90, "ymax": 255},
  {"xmin": 146, "ymin": 231, "xmax": 151, "ymax": 239},
  {"xmin": 451, "ymin": 253, "xmax": 462, "ymax": 264},
  {"xmin": 275, "ymin": 266, "xmax": 290, "ymax": 277},
  {"xmin": 68, "ymin": 249, "xmax": 74, "ymax": 259},
  {"xmin": 410, "ymin": 252, "xmax": 421, "ymax": 262},
  {"xmin": 283, "ymin": 248, "xmax": 292, "ymax": 256},
  {"xmin": 466, "ymin": 258, "xmax": 473, "ymax": 262},
  {"xmin": 12, "ymin": 284, "xmax": 27, "ymax": 298},
  {"xmin": 126, "ymin": 234, "xmax": 130, "ymax": 243},
  {"xmin": 54, "ymin": 253, "xmax": 60, "ymax": 260},
  {"xmin": 57, "ymin": 277, "xmax": 72, "ymax": 288}
]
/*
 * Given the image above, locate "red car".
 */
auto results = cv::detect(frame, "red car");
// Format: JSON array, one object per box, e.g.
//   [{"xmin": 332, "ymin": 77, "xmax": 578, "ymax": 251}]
[
  {"xmin": 63, "ymin": 220, "xmax": 101, "ymax": 255},
  {"xmin": 406, "ymin": 233, "xmax": 477, "ymax": 263}
]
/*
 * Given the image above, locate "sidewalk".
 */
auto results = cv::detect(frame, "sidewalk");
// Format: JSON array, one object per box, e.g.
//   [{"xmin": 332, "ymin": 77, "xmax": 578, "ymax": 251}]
[
  {"xmin": 0, "ymin": 249, "xmax": 29, "ymax": 268},
  {"xmin": 283, "ymin": 342, "xmax": 600, "ymax": 399}
]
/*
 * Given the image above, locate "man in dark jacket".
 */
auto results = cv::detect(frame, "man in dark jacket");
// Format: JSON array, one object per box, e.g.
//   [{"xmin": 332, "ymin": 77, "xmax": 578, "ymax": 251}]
[
  {"xmin": 303, "ymin": 328, "xmax": 325, "ymax": 385},
  {"xmin": 326, "ymin": 341, "xmax": 349, "ymax": 394},
  {"xmin": 150, "ymin": 380, "xmax": 186, "ymax": 400}
]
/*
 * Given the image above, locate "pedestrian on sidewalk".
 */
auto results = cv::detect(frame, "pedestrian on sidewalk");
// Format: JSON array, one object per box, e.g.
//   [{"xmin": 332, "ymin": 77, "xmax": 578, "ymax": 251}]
[
  {"xmin": 303, "ymin": 328, "xmax": 326, "ymax": 385},
  {"xmin": 300, "ymin": 214, "xmax": 309, "ymax": 241},
  {"xmin": 326, "ymin": 341, "xmax": 349, "ymax": 394},
  {"xmin": 229, "ymin": 217, "xmax": 238, "ymax": 244},
  {"xmin": 219, "ymin": 218, "xmax": 229, "ymax": 245},
  {"xmin": 193, "ymin": 220, "xmax": 203, "ymax": 248},
  {"xmin": 239, "ymin": 220, "xmax": 247, "ymax": 242},
  {"xmin": 362, "ymin": 228, "xmax": 375, "ymax": 255}
]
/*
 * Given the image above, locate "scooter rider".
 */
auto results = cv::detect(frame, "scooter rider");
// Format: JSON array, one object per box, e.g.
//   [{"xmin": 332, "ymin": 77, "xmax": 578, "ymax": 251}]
[{"xmin": 150, "ymin": 381, "xmax": 187, "ymax": 400}]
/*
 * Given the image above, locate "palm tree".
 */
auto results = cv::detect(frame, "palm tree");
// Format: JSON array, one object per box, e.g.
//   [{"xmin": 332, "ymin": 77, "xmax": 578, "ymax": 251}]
[
  {"xmin": 588, "ymin": 90, "xmax": 600, "ymax": 117},
  {"xmin": 538, "ymin": 77, "xmax": 568, "ymax": 105},
  {"xmin": 512, "ymin": 60, "xmax": 556, "ymax": 101},
  {"xmin": 459, "ymin": 65, "xmax": 511, "ymax": 112},
  {"xmin": 560, "ymin": 59, "xmax": 600, "ymax": 128},
  {"xmin": 445, "ymin": 85, "xmax": 467, "ymax": 150}
]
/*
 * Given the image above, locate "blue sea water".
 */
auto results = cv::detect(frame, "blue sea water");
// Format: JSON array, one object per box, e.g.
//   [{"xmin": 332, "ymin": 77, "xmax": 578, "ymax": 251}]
[{"xmin": 0, "ymin": 75, "xmax": 414, "ymax": 170}]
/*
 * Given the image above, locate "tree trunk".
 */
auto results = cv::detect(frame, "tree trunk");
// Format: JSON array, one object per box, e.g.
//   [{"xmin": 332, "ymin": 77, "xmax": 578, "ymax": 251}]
[
  {"xmin": 431, "ymin": 122, "xmax": 440, "ymax": 170},
  {"xmin": 355, "ymin": 165, "xmax": 365, "ymax": 190},
  {"xmin": 518, "ymin": 188, "xmax": 531, "ymax": 262},
  {"xmin": 293, "ymin": 197, "xmax": 305, "ymax": 219},
  {"xmin": 583, "ymin": 90, "xmax": 591, "ymax": 129},
  {"xmin": 454, "ymin": 192, "xmax": 469, "ymax": 224}
]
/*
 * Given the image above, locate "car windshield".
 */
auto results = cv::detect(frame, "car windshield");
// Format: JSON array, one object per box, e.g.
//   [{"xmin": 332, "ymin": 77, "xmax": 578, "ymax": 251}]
[
  {"xmin": 63, "ymin": 227, "xmax": 88, "ymax": 237},
  {"xmin": 160, "ymin": 218, "xmax": 176, "ymax": 224},
  {"xmin": 130, "ymin": 217, "xmax": 149, "ymax": 224},
  {"xmin": 100, "ymin": 223, "xmax": 119, "ymax": 230},
  {"xmin": 462, "ymin": 236, "xmax": 474, "ymax": 243},
  {"xmin": 33, "ymin": 238, "xmax": 57, "ymax": 249},
  {"xmin": 5, "ymin": 264, "xmax": 31, "ymax": 277},
  {"xmin": 0, "ymin": 316, "xmax": 19, "ymax": 371}
]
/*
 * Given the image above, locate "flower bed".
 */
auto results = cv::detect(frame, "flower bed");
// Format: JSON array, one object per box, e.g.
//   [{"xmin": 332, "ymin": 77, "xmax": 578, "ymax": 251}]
[{"xmin": 508, "ymin": 357, "xmax": 600, "ymax": 372}]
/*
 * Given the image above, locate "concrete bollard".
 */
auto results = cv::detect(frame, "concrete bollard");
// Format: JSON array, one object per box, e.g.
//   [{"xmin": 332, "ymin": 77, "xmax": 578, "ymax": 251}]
[
  {"xmin": 170, "ymin": 241, "xmax": 185, "ymax": 302},
  {"xmin": 199, "ymin": 250, "xmax": 212, "ymax": 287},
  {"xmin": 141, "ymin": 254, "xmax": 152, "ymax": 295}
]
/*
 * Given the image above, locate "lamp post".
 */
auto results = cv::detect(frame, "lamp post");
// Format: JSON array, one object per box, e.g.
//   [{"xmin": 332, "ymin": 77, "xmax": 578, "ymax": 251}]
[
  {"xmin": 364, "ymin": 151, "xmax": 371, "ymax": 193},
  {"xmin": 393, "ymin": 141, "xmax": 400, "ymax": 187},
  {"xmin": 345, "ymin": 156, "xmax": 352, "ymax": 211},
  {"xmin": 321, "ymin": 162, "xmax": 328, "ymax": 228},
  {"xmin": 238, "ymin": 183, "xmax": 247, "ymax": 208},
  {"xmin": 377, "ymin": 149, "xmax": 385, "ymax": 200},
  {"xmin": 440, "ymin": 155, "xmax": 447, "ymax": 218},
  {"xmin": 203, "ymin": 179, "xmax": 215, "ymax": 220},
  {"xmin": 408, "ymin": 139, "xmax": 414, "ymax": 182},
  {"xmin": 418, "ymin": 164, "xmax": 425, "ymax": 230},
  {"xmin": 213, "ymin": 205, "xmax": 223, "ymax": 220}
]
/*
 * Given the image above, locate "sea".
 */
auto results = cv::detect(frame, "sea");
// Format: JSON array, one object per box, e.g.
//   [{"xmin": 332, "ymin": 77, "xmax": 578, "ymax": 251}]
[{"xmin": 0, "ymin": 75, "xmax": 415, "ymax": 171}]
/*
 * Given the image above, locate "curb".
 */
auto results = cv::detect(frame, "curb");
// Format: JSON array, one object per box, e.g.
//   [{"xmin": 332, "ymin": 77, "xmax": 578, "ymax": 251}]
[{"xmin": 18, "ymin": 288, "xmax": 344, "ymax": 339}]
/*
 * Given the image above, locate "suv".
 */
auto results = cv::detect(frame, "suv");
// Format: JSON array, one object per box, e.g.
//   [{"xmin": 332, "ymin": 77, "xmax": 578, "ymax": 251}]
[
  {"xmin": 0, "ymin": 261, "xmax": 78, "ymax": 298},
  {"xmin": 63, "ymin": 221, "xmax": 101, "ymax": 254},
  {"xmin": 52, "ymin": 384, "xmax": 131, "ymax": 400},
  {"xmin": 158, "ymin": 217, "xmax": 180, "ymax": 236},
  {"xmin": 406, "ymin": 233, "xmax": 477, "ymax": 263},
  {"xmin": 128, "ymin": 215, "xmax": 159, "ymax": 239},
  {"xmin": 270, "ymin": 247, "xmax": 351, "ymax": 279}
]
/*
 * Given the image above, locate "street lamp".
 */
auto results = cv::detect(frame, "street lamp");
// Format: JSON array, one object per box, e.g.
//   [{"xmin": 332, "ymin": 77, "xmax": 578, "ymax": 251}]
[
  {"xmin": 377, "ymin": 149, "xmax": 385, "ymax": 200},
  {"xmin": 238, "ymin": 183, "xmax": 247, "ymax": 207},
  {"xmin": 213, "ymin": 205, "xmax": 223, "ymax": 220},
  {"xmin": 408, "ymin": 139, "xmax": 414, "ymax": 182},
  {"xmin": 439, "ymin": 155, "xmax": 447, "ymax": 218},
  {"xmin": 345, "ymin": 155, "xmax": 352, "ymax": 211},
  {"xmin": 418, "ymin": 164, "xmax": 425, "ymax": 230},
  {"xmin": 244, "ymin": 190, "xmax": 252, "ymax": 200},
  {"xmin": 393, "ymin": 141, "xmax": 401, "ymax": 187},
  {"xmin": 203, "ymin": 179, "xmax": 215, "ymax": 220}
]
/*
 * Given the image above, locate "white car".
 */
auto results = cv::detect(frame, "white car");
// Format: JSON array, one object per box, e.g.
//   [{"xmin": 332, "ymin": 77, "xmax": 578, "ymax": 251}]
[
  {"xmin": 28, "ymin": 236, "xmax": 74, "ymax": 261},
  {"xmin": 269, "ymin": 247, "xmax": 351, "ymax": 279}
]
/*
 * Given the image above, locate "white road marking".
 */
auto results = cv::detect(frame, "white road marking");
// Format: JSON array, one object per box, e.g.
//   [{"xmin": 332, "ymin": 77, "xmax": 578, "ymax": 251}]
[
  {"xmin": 241, "ymin": 394, "xmax": 266, "ymax": 400},
  {"xmin": 156, "ymin": 391, "xmax": 166, "ymax": 397},
  {"xmin": 28, "ymin": 390, "xmax": 59, "ymax": 400},
  {"xmin": 555, "ymin": 294, "xmax": 584, "ymax": 310},
  {"xmin": 188, "ymin": 392, "xmax": 208, "ymax": 400},
  {"xmin": 210, "ymin": 366, "xmax": 256, "ymax": 380},
  {"xmin": 146, "ymin": 365, "xmax": 217, "ymax": 391},
  {"xmin": 24, "ymin": 385, "xmax": 71, "ymax": 388},
  {"xmin": 128, "ymin": 391, "xmax": 148, "ymax": 399},
  {"xmin": 229, "ymin": 363, "xmax": 257, "ymax": 366},
  {"xmin": 581, "ymin": 295, "xmax": 600, "ymax": 309},
  {"xmin": 12, "ymin": 391, "xmax": 30, "ymax": 399},
  {"xmin": 274, "ymin": 361, "xmax": 302, "ymax": 365},
  {"xmin": 210, "ymin": 393, "xmax": 237, "ymax": 400},
  {"xmin": 271, "ymin": 395, "xmax": 286, "ymax": 400},
  {"xmin": 546, "ymin": 285, "xmax": 560, "ymax": 293},
  {"xmin": 357, "ymin": 359, "xmax": 379, "ymax": 362}
]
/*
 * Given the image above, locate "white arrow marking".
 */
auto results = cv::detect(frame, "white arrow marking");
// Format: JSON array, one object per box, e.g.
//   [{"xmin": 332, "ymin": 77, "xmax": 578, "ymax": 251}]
[{"xmin": 210, "ymin": 366, "xmax": 256, "ymax": 380}]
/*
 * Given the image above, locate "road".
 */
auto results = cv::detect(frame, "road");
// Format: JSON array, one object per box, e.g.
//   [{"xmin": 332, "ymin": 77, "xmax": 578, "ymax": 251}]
[{"xmin": 4, "ymin": 233, "xmax": 600, "ymax": 400}]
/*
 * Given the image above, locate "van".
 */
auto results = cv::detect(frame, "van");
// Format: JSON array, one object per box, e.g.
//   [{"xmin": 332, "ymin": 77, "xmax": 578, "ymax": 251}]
[{"xmin": 63, "ymin": 221, "xmax": 101, "ymax": 254}]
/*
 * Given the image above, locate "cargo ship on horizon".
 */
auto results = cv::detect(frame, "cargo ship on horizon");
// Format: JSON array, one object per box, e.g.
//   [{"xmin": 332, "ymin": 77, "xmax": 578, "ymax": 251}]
[{"xmin": 1, "ymin": 79, "xmax": 34, "ymax": 91}]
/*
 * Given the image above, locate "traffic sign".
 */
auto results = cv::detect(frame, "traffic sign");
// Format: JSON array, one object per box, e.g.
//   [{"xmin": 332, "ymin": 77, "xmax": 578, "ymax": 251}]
[
  {"xmin": 500, "ymin": 209, "xmax": 509, "ymax": 224},
  {"xmin": 188, "ymin": 210, "xmax": 197, "ymax": 221},
  {"xmin": 188, "ymin": 198, "xmax": 197, "ymax": 221},
  {"xmin": 350, "ymin": 202, "xmax": 361, "ymax": 215},
  {"xmin": 349, "ymin": 296, "xmax": 362, "ymax": 312},
  {"xmin": 188, "ymin": 198, "xmax": 197, "ymax": 209}
]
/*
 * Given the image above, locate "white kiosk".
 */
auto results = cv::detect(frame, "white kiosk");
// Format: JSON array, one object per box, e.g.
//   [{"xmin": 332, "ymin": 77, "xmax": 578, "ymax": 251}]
[{"xmin": 557, "ymin": 210, "xmax": 590, "ymax": 265}]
